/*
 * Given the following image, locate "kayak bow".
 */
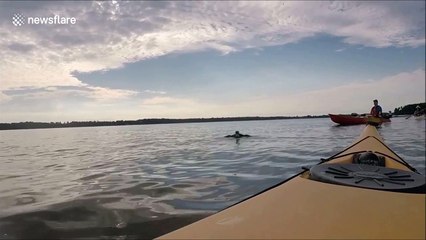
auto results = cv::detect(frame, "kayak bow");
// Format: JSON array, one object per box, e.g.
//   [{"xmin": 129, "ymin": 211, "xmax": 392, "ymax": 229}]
[{"xmin": 158, "ymin": 124, "xmax": 425, "ymax": 239}]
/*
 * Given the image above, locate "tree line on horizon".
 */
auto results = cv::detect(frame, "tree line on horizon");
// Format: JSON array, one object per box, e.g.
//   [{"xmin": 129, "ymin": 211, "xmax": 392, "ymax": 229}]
[
  {"xmin": 0, "ymin": 115, "xmax": 328, "ymax": 130},
  {"xmin": 393, "ymin": 102, "xmax": 426, "ymax": 115},
  {"xmin": 1, "ymin": 102, "xmax": 424, "ymax": 131}
]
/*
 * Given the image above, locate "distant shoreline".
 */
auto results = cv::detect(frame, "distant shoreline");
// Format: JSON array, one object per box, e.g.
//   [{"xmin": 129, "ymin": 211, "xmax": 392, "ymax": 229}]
[{"xmin": 0, "ymin": 115, "xmax": 328, "ymax": 131}]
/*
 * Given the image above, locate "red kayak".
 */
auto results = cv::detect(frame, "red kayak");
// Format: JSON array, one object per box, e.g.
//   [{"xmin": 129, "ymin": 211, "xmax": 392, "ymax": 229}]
[{"xmin": 329, "ymin": 114, "xmax": 391, "ymax": 125}]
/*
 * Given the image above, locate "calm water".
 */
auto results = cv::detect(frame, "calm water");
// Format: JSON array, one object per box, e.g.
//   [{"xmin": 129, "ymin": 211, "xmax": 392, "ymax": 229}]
[{"xmin": 0, "ymin": 118, "xmax": 424, "ymax": 239}]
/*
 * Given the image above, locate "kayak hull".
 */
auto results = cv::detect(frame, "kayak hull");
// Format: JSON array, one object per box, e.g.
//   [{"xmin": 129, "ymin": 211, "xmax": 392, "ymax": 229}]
[
  {"xmin": 160, "ymin": 177, "xmax": 424, "ymax": 239},
  {"xmin": 158, "ymin": 125, "xmax": 424, "ymax": 239},
  {"xmin": 329, "ymin": 114, "xmax": 391, "ymax": 125}
]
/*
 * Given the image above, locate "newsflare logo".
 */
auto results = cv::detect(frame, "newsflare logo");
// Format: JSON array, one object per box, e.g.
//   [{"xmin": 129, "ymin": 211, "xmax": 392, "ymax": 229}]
[
  {"xmin": 12, "ymin": 13, "xmax": 26, "ymax": 26},
  {"xmin": 12, "ymin": 13, "xmax": 77, "ymax": 26}
]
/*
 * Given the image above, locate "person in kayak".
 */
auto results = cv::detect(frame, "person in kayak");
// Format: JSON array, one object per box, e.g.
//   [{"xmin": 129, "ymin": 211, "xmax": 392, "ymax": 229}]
[
  {"xmin": 370, "ymin": 99, "xmax": 383, "ymax": 117},
  {"xmin": 225, "ymin": 131, "xmax": 251, "ymax": 138}
]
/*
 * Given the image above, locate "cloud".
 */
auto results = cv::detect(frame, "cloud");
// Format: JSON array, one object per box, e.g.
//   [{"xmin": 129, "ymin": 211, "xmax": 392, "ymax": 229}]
[
  {"xmin": 0, "ymin": 85, "xmax": 140, "ymax": 122},
  {"xmin": 5, "ymin": 43, "xmax": 35, "ymax": 53},
  {"xmin": 3, "ymin": 85, "xmax": 138, "ymax": 102},
  {"xmin": 0, "ymin": 91, "xmax": 12, "ymax": 103},
  {"xmin": 1, "ymin": 69, "xmax": 424, "ymax": 122},
  {"xmin": 141, "ymin": 96, "xmax": 194, "ymax": 106},
  {"xmin": 0, "ymin": 1, "xmax": 424, "ymax": 121},
  {"xmin": 1, "ymin": 1, "xmax": 424, "ymax": 94},
  {"xmin": 86, "ymin": 86, "xmax": 138, "ymax": 101},
  {"xmin": 143, "ymin": 90, "xmax": 167, "ymax": 95},
  {"xmin": 139, "ymin": 96, "xmax": 225, "ymax": 118}
]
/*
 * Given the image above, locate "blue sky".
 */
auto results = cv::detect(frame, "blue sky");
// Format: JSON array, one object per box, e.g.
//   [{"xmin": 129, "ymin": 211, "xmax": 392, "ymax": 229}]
[
  {"xmin": 0, "ymin": 1, "xmax": 425, "ymax": 122},
  {"xmin": 77, "ymin": 36, "xmax": 424, "ymax": 97}
]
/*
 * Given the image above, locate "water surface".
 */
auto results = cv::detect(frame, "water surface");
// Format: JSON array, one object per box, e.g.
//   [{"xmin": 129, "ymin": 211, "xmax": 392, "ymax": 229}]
[{"xmin": 0, "ymin": 117, "xmax": 424, "ymax": 239}]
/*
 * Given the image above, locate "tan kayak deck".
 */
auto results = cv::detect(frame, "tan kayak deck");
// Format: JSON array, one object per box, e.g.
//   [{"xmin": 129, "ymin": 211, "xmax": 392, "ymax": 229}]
[{"xmin": 159, "ymin": 125, "xmax": 425, "ymax": 239}]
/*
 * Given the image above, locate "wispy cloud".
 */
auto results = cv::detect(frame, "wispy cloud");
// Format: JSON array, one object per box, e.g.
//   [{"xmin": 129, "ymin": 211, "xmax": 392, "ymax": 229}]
[
  {"xmin": 143, "ymin": 90, "xmax": 167, "ymax": 95},
  {"xmin": 141, "ymin": 96, "xmax": 194, "ymax": 106},
  {"xmin": 139, "ymin": 96, "xmax": 222, "ymax": 119},
  {"xmin": 0, "ymin": 91, "xmax": 11, "ymax": 103},
  {"xmin": 86, "ymin": 86, "xmax": 138, "ymax": 101},
  {"xmin": 3, "ymin": 86, "xmax": 138, "ymax": 102}
]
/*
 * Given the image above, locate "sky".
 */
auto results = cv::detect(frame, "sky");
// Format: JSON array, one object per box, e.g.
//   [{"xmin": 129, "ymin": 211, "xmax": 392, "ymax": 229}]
[{"xmin": 0, "ymin": 1, "xmax": 425, "ymax": 122}]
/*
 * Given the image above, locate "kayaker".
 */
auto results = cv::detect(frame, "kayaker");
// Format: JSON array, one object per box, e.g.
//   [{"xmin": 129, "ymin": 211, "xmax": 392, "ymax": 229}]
[
  {"xmin": 370, "ymin": 99, "xmax": 383, "ymax": 117},
  {"xmin": 225, "ymin": 131, "xmax": 251, "ymax": 138},
  {"xmin": 414, "ymin": 105, "xmax": 424, "ymax": 116}
]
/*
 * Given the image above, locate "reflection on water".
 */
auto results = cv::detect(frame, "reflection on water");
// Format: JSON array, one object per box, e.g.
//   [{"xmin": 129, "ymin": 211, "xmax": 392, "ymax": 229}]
[
  {"xmin": 0, "ymin": 118, "xmax": 424, "ymax": 239},
  {"xmin": 0, "ymin": 201, "xmax": 207, "ymax": 239}
]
